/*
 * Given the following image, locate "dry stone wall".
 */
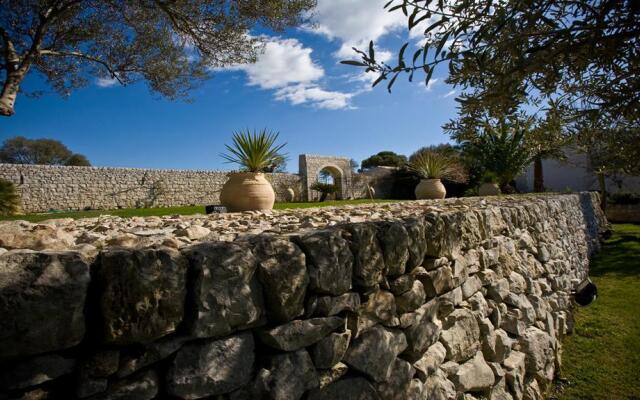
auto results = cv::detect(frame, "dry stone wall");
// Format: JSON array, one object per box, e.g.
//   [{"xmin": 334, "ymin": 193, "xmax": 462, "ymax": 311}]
[
  {"xmin": 0, "ymin": 163, "xmax": 303, "ymax": 213},
  {"xmin": 0, "ymin": 193, "xmax": 608, "ymax": 400}
]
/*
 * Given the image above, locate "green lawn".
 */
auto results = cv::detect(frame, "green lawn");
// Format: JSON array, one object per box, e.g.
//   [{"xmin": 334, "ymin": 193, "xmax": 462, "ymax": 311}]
[
  {"xmin": 0, "ymin": 199, "xmax": 400, "ymax": 223},
  {"xmin": 554, "ymin": 224, "xmax": 640, "ymax": 400}
]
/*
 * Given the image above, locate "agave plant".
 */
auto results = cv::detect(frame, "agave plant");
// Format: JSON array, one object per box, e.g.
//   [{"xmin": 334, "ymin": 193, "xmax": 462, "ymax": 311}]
[
  {"xmin": 0, "ymin": 179, "xmax": 19, "ymax": 216},
  {"xmin": 221, "ymin": 129, "xmax": 287, "ymax": 173},
  {"xmin": 408, "ymin": 151, "xmax": 455, "ymax": 180}
]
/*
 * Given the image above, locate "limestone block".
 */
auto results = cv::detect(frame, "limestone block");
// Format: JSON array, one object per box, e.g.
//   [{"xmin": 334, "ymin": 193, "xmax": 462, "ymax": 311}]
[
  {"xmin": 440, "ymin": 308, "xmax": 481, "ymax": 362},
  {"xmin": 377, "ymin": 221, "xmax": 410, "ymax": 276},
  {"xmin": 344, "ymin": 223, "xmax": 385, "ymax": 287},
  {"xmin": 375, "ymin": 358, "xmax": 415, "ymax": 400},
  {"xmin": 90, "ymin": 370, "xmax": 159, "ymax": 400},
  {"xmin": 255, "ymin": 349, "xmax": 319, "ymax": 400},
  {"xmin": 307, "ymin": 378, "xmax": 378, "ymax": 400},
  {"xmin": 184, "ymin": 242, "xmax": 265, "ymax": 338},
  {"xmin": 258, "ymin": 317, "xmax": 343, "ymax": 351},
  {"xmin": 395, "ymin": 280, "xmax": 426, "ymax": 314},
  {"xmin": 294, "ymin": 229, "xmax": 353, "ymax": 296},
  {"xmin": 308, "ymin": 292, "xmax": 360, "ymax": 317},
  {"xmin": 312, "ymin": 330, "xmax": 351, "ymax": 369},
  {"xmin": 251, "ymin": 236, "xmax": 309, "ymax": 323},
  {"xmin": 0, "ymin": 354, "xmax": 75, "ymax": 391},
  {"xmin": 405, "ymin": 217, "xmax": 428, "ymax": 269},
  {"xmin": 94, "ymin": 247, "xmax": 188, "ymax": 344},
  {"xmin": 166, "ymin": 332, "xmax": 255, "ymax": 398},
  {"xmin": 0, "ymin": 250, "xmax": 90, "ymax": 358},
  {"xmin": 451, "ymin": 351, "xmax": 495, "ymax": 392},
  {"xmin": 344, "ymin": 325, "xmax": 408, "ymax": 382}
]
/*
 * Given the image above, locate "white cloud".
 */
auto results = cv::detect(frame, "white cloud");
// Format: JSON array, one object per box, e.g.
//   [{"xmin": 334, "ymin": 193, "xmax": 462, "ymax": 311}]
[
  {"xmin": 219, "ymin": 37, "xmax": 353, "ymax": 110},
  {"xmin": 443, "ymin": 89, "xmax": 456, "ymax": 98},
  {"xmin": 306, "ymin": 0, "xmax": 405, "ymax": 59},
  {"xmin": 275, "ymin": 84, "xmax": 354, "ymax": 110},
  {"xmin": 96, "ymin": 77, "xmax": 118, "ymax": 88},
  {"xmin": 232, "ymin": 38, "xmax": 324, "ymax": 89}
]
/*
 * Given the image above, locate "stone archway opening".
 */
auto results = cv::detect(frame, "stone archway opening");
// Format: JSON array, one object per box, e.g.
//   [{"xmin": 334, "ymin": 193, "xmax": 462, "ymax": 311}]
[
  {"xmin": 312, "ymin": 166, "xmax": 343, "ymax": 201},
  {"xmin": 299, "ymin": 154, "xmax": 353, "ymax": 202}
]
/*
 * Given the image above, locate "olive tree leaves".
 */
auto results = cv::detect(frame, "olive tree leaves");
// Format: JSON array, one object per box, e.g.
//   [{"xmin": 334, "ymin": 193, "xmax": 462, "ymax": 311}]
[{"xmin": 340, "ymin": 0, "xmax": 640, "ymax": 125}]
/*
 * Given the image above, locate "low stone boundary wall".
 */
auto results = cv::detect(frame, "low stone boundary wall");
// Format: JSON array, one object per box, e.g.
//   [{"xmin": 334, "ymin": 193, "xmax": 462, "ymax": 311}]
[
  {"xmin": 0, "ymin": 193, "xmax": 608, "ymax": 399},
  {"xmin": 0, "ymin": 163, "xmax": 303, "ymax": 213}
]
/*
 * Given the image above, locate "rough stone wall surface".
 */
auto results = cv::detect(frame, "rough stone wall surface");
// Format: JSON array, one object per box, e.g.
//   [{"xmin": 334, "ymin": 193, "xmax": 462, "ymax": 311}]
[
  {"xmin": 0, "ymin": 163, "xmax": 303, "ymax": 213},
  {"xmin": 0, "ymin": 193, "xmax": 608, "ymax": 400}
]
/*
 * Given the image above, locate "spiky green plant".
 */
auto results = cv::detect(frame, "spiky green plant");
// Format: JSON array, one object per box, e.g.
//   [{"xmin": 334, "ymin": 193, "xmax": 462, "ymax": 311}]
[
  {"xmin": 408, "ymin": 151, "xmax": 455, "ymax": 180},
  {"xmin": 0, "ymin": 179, "xmax": 19, "ymax": 216},
  {"xmin": 221, "ymin": 129, "xmax": 287, "ymax": 172}
]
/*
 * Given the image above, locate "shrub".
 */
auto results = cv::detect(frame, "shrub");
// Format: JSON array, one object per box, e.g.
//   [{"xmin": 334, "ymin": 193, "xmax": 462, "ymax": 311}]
[
  {"xmin": 482, "ymin": 171, "xmax": 499, "ymax": 184},
  {"xmin": 311, "ymin": 182, "xmax": 338, "ymax": 202},
  {"xmin": 408, "ymin": 151, "xmax": 467, "ymax": 183},
  {"xmin": 0, "ymin": 179, "xmax": 19, "ymax": 216}
]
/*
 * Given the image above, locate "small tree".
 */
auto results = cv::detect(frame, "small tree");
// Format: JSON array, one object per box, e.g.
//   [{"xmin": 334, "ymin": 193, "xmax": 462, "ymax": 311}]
[
  {"xmin": 0, "ymin": 136, "xmax": 91, "ymax": 166},
  {"xmin": 0, "ymin": 179, "xmax": 19, "ymax": 216},
  {"xmin": 310, "ymin": 182, "xmax": 338, "ymax": 202},
  {"xmin": 361, "ymin": 151, "xmax": 407, "ymax": 169},
  {"xmin": 64, "ymin": 154, "xmax": 91, "ymax": 167},
  {"xmin": 459, "ymin": 118, "xmax": 534, "ymax": 192}
]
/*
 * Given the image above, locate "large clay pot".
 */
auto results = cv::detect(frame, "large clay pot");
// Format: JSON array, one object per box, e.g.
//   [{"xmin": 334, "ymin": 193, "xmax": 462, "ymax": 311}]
[
  {"xmin": 415, "ymin": 179, "xmax": 446, "ymax": 200},
  {"xmin": 220, "ymin": 172, "xmax": 275, "ymax": 212},
  {"xmin": 478, "ymin": 183, "xmax": 501, "ymax": 196}
]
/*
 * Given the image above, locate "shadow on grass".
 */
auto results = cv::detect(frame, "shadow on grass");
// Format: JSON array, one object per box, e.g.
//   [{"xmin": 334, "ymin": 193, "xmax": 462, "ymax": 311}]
[{"xmin": 589, "ymin": 224, "xmax": 640, "ymax": 277}]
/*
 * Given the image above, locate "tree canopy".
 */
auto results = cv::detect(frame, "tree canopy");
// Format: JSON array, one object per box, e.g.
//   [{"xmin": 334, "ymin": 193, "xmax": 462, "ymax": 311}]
[
  {"xmin": 0, "ymin": 136, "xmax": 91, "ymax": 166},
  {"xmin": 344, "ymin": 0, "xmax": 639, "ymax": 124},
  {"xmin": 0, "ymin": 0, "xmax": 316, "ymax": 116},
  {"xmin": 361, "ymin": 151, "xmax": 408, "ymax": 169}
]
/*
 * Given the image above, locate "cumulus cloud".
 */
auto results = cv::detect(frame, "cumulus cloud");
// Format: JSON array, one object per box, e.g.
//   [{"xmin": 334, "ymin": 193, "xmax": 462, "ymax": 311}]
[
  {"xmin": 306, "ymin": 0, "xmax": 405, "ymax": 59},
  {"xmin": 232, "ymin": 38, "xmax": 324, "ymax": 89},
  {"xmin": 96, "ymin": 77, "xmax": 119, "ymax": 88},
  {"xmin": 275, "ymin": 84, "xmax": 353, "ymax": 110},
  {"xmin": 220, "ymin": 37, "xmax": 353, "ymax": 110}
]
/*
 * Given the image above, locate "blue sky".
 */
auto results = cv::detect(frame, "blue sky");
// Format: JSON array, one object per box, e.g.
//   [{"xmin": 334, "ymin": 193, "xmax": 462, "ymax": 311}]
[{"xmin": 0, "ymin": 0, "xmax": 459, "ymax": 173}]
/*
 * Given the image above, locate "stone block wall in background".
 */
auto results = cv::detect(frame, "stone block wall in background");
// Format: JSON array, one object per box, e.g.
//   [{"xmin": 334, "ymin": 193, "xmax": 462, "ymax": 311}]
[
  {"xmin": 0, "ymin": 193, "xmax": 608, "ymax": 399},
  {"xmin": 0, "ymin": 164, "xmax": 303, "ymax": 213}
]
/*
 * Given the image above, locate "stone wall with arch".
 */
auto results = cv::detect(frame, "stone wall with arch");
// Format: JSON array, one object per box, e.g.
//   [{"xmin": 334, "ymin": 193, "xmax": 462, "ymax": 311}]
[
  {"xmin": 0, "ymin": 157, "xmax": 374, "ymax": 213},
  {"xmin": 298, "ymin": 154, "xmax": 356, "ymax": 201}
]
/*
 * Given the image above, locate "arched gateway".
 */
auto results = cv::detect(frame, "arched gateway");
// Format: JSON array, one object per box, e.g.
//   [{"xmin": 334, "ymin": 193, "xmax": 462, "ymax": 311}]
[{"xmin": 299, "ymin": 154, "xmax": 353, "ymax": 201}]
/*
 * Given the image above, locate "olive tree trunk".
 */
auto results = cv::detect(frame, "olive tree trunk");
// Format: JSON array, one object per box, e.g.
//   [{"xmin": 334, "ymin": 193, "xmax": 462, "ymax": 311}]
[
  {"xmin": 533, "ymin": 156, "xmax": 545, "ymax": 192},
  {"xmin": 597, "ymin": 172, "xmax": 607, "ymax": 211},
  {"xmin": 1, "ymin": 30, "xmax": 29, "ymax": 117},
  {"xmin": 0, "ymin": 69, "xmax": 26, "ymax": 117}
]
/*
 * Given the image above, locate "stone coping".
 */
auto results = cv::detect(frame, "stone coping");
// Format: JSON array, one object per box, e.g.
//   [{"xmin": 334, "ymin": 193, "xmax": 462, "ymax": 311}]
[{"xmin": 0, "ymin": 193, "xmax": 602, "ymax": 254}]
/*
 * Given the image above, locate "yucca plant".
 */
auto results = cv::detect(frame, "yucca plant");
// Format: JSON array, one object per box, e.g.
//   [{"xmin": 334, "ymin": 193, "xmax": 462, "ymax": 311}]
[
  {"xmin": 0, "ymin": 178, "xmax": 19, "ymax": 216},
  {"xmin": 221, "ymin": 129, "xmax": 287, "ymax": 172},
  {"xmin": 408, "ymin": 151, "xmax": 455, "ymax": 180}
]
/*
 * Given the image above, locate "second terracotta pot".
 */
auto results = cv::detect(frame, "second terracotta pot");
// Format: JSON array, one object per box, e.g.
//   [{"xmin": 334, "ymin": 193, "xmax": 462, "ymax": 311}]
[
  {"xmin": 415, "ymin": 178, "xmax": 446, "ymax": 199},
  {"xmin": 479, "ymin": 183, "xmax": 501, "ymax": 196}
]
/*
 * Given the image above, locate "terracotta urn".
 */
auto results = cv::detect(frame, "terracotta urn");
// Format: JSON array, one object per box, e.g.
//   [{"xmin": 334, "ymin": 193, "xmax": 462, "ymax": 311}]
[
  {"xmin": 415, "ymin": 178, "xmax": 446, "ymax": 200},
  {"xmin": 220, "ymin": 172, "xmax": 275, "ymax": 212},
  {"xmin": 479, "ymin": 183, "xmax": 501, "ymax": 196}
]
